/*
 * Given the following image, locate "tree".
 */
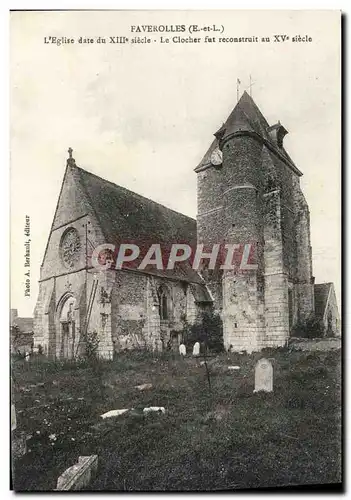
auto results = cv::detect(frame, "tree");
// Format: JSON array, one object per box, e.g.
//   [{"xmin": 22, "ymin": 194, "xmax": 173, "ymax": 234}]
[{"xmin": 184, "ymin": 310, "xmax": 224, "ymax": 353}]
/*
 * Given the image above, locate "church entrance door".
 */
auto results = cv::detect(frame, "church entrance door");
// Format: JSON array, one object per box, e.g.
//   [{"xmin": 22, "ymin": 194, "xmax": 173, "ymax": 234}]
[
  {"xmin": 59, "ymin": 295, "xmax": 77, "ymax": 359},
  {"xmin": 61, "ymin": 322, "xmax": 69, "ymax": 358}
]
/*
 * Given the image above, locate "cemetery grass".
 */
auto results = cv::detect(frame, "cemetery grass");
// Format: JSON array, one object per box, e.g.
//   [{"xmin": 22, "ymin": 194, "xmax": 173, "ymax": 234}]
[{"xmin": 11, "ymin": 348, "xmax": 341, "ymax": 491}]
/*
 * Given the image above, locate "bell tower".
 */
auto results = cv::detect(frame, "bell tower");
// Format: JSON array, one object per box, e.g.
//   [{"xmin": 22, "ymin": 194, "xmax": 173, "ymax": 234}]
[{"xmin": 195, "ymin": 91, "xmax": 295, "ymax": 352}]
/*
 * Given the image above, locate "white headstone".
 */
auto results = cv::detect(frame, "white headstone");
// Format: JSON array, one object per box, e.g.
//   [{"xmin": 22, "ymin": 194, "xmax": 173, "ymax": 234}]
[
  {"xmin": 100, "ymin": 409, "xmax": 131, "ymax": 419},
  {"xmin": 192, "ymin": 342, "xmax": 200, "ymax": 357},
  {"xmin": 254, "ymin": 358, "xmax": 273, "ymax": 393},
  {"xmin": 143, "ymin": 407, "xmax": 166, "ymax": 415},
  {"xmin": 179, "ymin": 344, "xmax": 186, "ymax": 356}
]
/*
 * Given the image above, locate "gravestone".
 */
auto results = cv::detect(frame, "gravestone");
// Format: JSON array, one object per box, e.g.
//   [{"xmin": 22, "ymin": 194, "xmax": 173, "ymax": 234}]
[
  {"xmin": 100, "ymin": 409, "xmax": 131, "ymax": 419},
  {"xmin": 11, "ymin": 403, "xmax": 30, "ymax": 459},
  {"xmin": 135, "ymin": 383, "xmax": 152, "ymax": 391},
  {"xmin": 12, "ymin": 432, "xmax": 28, "ymax": 458},
  {"xmin": 143, "ymin": 406, "xmax": 166, "ymax": 415},
  {"xmin": 179, "ymin": 344, "xmax": 186, "ymax": 356},
  {"xmin": 192, "ymin": 342, "xmax": 200, "ymax": 357},
  {"xmin": 254, "ymin": 358, "xmax": 273, "ymax": 393},
  {"xmin": 55, "ymin": 455, "xmax": 98, "ymax": 491}
]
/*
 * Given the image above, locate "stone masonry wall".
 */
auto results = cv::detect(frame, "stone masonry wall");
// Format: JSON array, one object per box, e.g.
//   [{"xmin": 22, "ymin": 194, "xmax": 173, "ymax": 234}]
[
  {"xmin": 53, "ymin": 269, "xmax": 87, "ymax": 358},
  {"xmin": 110, "ymin": 270, "xmax": 198, "ymax": 353},
  {"xmin": 263, "ymin": 189, "xmax": 290, "ymax": 347},
  {"xmin": 197, "ymin": 166, "xmax": 223, "ymax": 246},
  {"xmin": 85, "ymin": 269, "xmax": 114, "ymax": 359},
  {"xmin": 33, "ymin": 278, "xmax": 54, "ymax": 354},
  {"xmin": 293, "ymin": 184, "xmax": 315, "ymax": 322},
  {"xmin": 197, "ymin": 166, "xmax": 224, "ymax": 310},
  {"xmin": 220, "ymin": 136, "xmax": 266, "ymax": 352},
  {"xmin": 324, "ymin": 286, "xmax": 341, "ymax": 337},
  {"xmin": 34, "ymin": 164, "xmax": 107, "ymax": 358}
]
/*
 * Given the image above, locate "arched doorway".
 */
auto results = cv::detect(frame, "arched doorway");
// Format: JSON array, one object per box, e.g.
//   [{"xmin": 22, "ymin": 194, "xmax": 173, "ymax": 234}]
[{"xmin": 59, "ymin": 295, "xmax": 77, "ymax": 358}]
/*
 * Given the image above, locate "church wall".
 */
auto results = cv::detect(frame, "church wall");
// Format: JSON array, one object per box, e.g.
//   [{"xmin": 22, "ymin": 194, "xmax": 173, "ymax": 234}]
[
  {"xmin": 220, "ymin": 135, "xmax": 266, "ymax": 352},
  {"xmin": 324, "ymin": 286, "xmax": 341, "ymax": 337},
  {"xmin": 263, "ymin": 189, "xmax": 290, "ymax": 346},
  {"xmin": 293, "ymin": 183, "xmax": 315, "ymax": 322},
  {"xmin": 40, "ymin": 165, "xmax": 106, "ymax": 284},
  {"xmin": 222, "ymin": 269, "xmax": 266, "ymax": 353},
  {"xmin": 197, "ymin": 166, "xmax": 223, "ymax": 245},
  {"xmin": 186, "ymin": 285, "xmax": 197, "ymax": 324},
  {"xmin": 40, "ymin": 221, "xmax": 84, "ymax": 281},
  {"xmin": 35, "ymin": 167, "xmax": 107, "ymax": 357},
  {"xmin": 52, "ymin": 165, "xmax": 91, "ymax": 231},
  {"xmin": 263, "ymin": 273, "xmax": 289, "ymax": 346},
  {"xmin": 35, "ymin": 207, "xmax": 104, "ymax": 358},
  {"xmin": 33, "ymin": 277, "xmax": 55, "ymax": 355},
  {"xmin": 109, "ymin": 270, "xmax": 197, "ymax": 353},
  {"xmin": 171, "ymin": 282, "xmax": 189, "ymax": 330},
  {"xmin": 263, "ymin": 150, "xmax": 314, "ymax": 331},
  {"xmin": 53, "ymin": 269, "xmax": 87, "ymax": 358},
  {"xmin": 111, "ymin": 271, "xmax": 149, "ymax": 351},
  {"xmin": 79, "ymin": 269, "xmax": 113, "ymax": 359},
  {"xmin": 197, "ymin": 167, "xmax": 224, "ymax": 311},
  {"xmin": 266, "ymin": 152, "xmax": 297, "ymax": 281}
]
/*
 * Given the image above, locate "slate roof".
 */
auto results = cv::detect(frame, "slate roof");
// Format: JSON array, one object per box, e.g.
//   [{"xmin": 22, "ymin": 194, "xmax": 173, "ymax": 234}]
[
  {"xmin": 314, "ymin": 283, "xmax": 332, "ymax": 320},
  {"xmin": 74, "ymin": 165, "xmax": 206, "ymax": 286},
  {"xmin": 216, "ymin": 91, "xmax": 271, "ymax": 140},
  {"xmin": 196, "ymin": 91, "xmax": 301, "ymax": 175}
]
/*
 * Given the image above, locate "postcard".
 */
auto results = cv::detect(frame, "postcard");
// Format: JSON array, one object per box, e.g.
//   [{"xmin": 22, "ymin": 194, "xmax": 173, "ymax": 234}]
[{"xmin": 10, "ymin": 10, "xmax": 341, "ymax": 491}]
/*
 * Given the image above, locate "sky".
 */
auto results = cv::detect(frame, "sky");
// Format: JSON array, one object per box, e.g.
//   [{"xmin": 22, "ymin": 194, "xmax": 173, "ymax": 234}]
[{"xmin": 10, "ymin": 10, "xmax": 341, "ymax": 317}]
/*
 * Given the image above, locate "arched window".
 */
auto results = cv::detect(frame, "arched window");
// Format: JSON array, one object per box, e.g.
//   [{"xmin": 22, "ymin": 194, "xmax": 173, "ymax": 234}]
[{"xmin": 158, "ymin": 286, "xmax": 169, "ymax": 320}]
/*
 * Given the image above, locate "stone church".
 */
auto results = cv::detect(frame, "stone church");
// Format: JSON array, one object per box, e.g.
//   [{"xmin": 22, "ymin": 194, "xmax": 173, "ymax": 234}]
[{"xmin": 33, "ymin": 91, "xmax": 340, "ymax": 358}]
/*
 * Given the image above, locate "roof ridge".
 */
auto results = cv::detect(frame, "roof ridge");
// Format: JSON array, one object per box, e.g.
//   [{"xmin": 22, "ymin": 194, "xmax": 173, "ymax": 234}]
[
  {"xmin": 240, "ymin": 92, "xmax": 270, "ymax": 128},
  {"xmin": 73, "ymin": 165, "xmax": 196, "ymax": 223}
]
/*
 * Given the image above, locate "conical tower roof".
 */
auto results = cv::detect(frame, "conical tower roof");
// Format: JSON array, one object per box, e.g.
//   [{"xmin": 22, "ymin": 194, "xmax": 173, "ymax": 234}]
[{"xmin": 196, "ymin": 91, "xmax": 301, "ymax": 175}]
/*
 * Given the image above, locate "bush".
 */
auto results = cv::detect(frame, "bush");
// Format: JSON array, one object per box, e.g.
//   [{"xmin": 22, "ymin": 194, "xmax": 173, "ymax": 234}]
[
  {"xmin": 292, "ymin": 314, "xmax": 325, "ymax": 339},
  {"xmin": 184, "ymin": 311, "xmax": 224, "ymax": 353},
  {"xmin": 83, "ymin": 330, "xmax": 100, "ymax": 360}
]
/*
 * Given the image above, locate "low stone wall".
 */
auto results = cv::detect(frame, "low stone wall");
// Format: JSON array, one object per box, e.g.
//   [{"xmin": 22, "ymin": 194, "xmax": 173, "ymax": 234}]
[{"xmin": 289, "ymin": 337, "xmax": 341, "ymax": 351}]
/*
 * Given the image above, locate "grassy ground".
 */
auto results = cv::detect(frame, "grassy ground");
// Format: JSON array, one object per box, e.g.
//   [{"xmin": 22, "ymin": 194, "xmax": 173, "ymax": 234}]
[{"xmin": 11, "ymin": 348, "xmax": 341, "ymax": 491}]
